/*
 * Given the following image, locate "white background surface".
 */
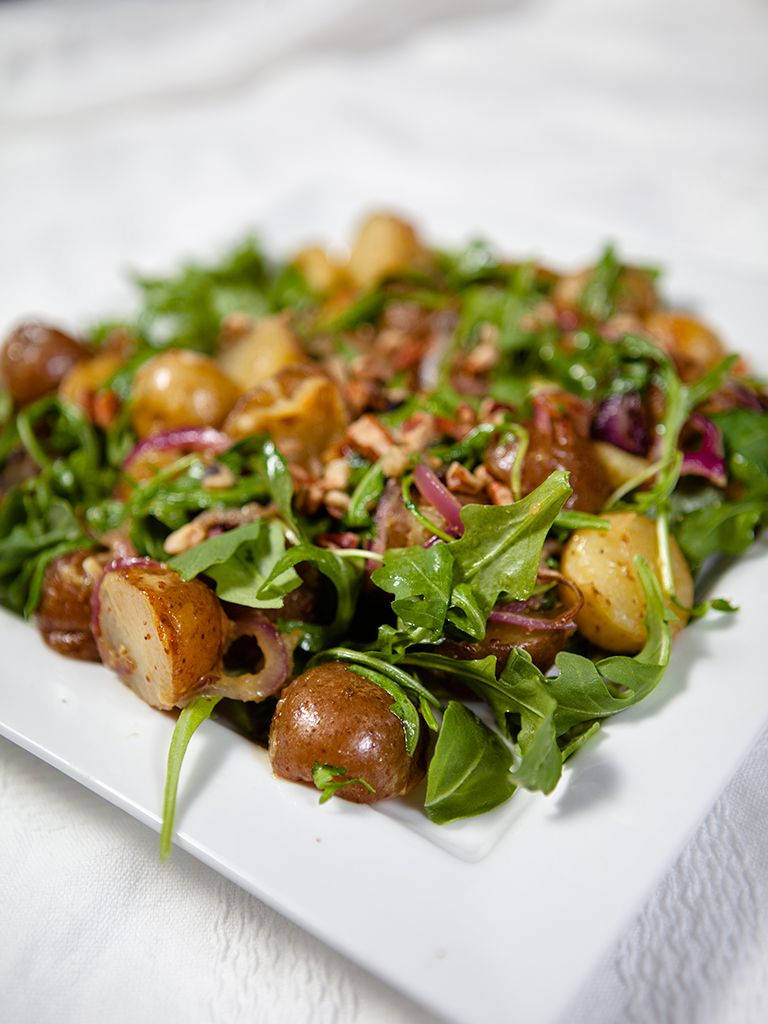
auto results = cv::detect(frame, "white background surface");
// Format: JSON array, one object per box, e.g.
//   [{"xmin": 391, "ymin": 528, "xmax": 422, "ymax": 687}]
[{"xmin": 1, "ymin": 1, "xmax": 767, "ymax": 1022}]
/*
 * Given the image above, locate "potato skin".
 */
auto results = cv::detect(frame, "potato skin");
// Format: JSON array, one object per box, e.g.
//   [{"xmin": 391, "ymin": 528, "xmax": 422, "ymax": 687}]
[
  {"xmin": 1, "ymin": 321, "xmax": 88, "ymax": 404},
  {"xmin": 94, "ymin": 564, "xmax": 226, "ymax": 709},
  {"xmin": 130, "ymin": 350, "xmax": 240, "ymax": 438},
  {"xmin": 37, "ymin": 550, "xmax": 101, "ymax": 661},
  {"xmin": 521, "ymin": 393, "xmax": 612, "ymax": 513},
  {"xmin": 269, "ymin": 662, "xmax": 423, "ymax": 803},
  {"xmin": 560, "ymin": 511, "xmax": 693, "ymax": 653}
]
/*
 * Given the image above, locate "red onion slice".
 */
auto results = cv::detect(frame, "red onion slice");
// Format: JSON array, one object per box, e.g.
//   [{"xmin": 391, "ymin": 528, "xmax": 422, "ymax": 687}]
[
  {"xmin": 412, "ymin": 462, "xmax": 464, "ymax": 537},
  {"xmin": 488, "ymin": 569, "xmax": 583, "ymax": 632},
  {"xmin": 205, "ymin": 611, "xmax": 292, "ymax": 700},
  {"xmin": 592, "ymin": 392, "xmax": 650, "ymax": 456},
  {"xmin": 123, "ymin": 428, "xmax": 231, "ymax": 469},
  {"xmin": 680, "ymin": 414, "xmax": 727, "ymax": 488}
]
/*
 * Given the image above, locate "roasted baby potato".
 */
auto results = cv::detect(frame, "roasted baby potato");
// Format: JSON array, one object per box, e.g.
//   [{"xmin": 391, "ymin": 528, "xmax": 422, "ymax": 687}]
[
  {"xmin": 93, "ymin": 562, "xmax": 226, "ymax": 709},
  {"xmin": 269, "ymin": 661, "xmax": 423, "ymax": 803},
  {"xmin": 291, "ymin": 246, "xmax": 347, "ymax": 295},
  {"xmin": 58, "ymin": 350, "xmax": 124, "ymax": 411},
  {"xmin": 560, "ymin": 511, "xmax": 693, "ymax": 653},
  {"xmin": 217, "ymin": 313, "xmax": 304, "ymax": 392},
  {"xmin": 37, "ymin": 549, "xmax": 102, "ymax": 661},
  {"xmin": 644, "ymin": 311, "xmax": 726, "ymax": 383},
  {"xmin": 592, "ymin": 441, "xmax": 651, "ymax": 490},
  {"xmin": 130, "ymin": 350, "xmax": 240, "ymax": 438},
  {"xmin": 1, "ymin": 321, "xmax": 88, "ymax": 404},
  {"xmin": 348, "ymin": 212, "xmax": 426, "ymax": 289},
  {"xmin": 224, "ymin": 365, "xmax": 348, "ymax": 468}
]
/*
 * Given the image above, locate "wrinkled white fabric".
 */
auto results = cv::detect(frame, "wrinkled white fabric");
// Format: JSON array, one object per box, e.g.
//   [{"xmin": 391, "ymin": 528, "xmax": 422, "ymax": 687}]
[{"xmin": 1, "ymin": 1, "xmax": 767, "ymax": 1022}]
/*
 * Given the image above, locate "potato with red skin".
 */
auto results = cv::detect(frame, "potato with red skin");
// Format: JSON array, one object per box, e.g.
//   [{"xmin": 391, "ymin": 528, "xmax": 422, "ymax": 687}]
[
  {"xmin": 1, "ymin": 321, "xmax": 88, "ymax": 404},
  {"xmin": 37, "ymin": 549, "xmax": 102, "ymax": 661},
  {"xmin": 269, "ymin": 662, "xmax": 423, "ymax": 803},
  {"xmin": 94, "ymin": 563, "xmax": 227, "ymax": 709},
  {"xmin": 520, "ymin": 392, "xmax": 612, "ymax": 513}
]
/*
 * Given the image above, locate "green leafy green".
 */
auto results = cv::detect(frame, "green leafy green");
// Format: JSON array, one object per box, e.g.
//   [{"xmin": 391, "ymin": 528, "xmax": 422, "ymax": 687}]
[
  {"xmin": 160, "ymin": 695, "xmax": 222, "ymax": 859},
  {"xmin": 345, "ymin": 461, "xmax": 385, "ymax": 527},
  {"xmin": 446, "ymin": 470, "xmax": 571, "ymax": 632},
  {"xmin": 712, "ymin": 409, "xmax": 768, "ymax": 495},
  {"xmin": 547, "ymin": 558, "xmax": 671, "ymax": 733},
  {"xmin": 579, "ymin": 244, "xmax": 622, "ymax": 320},
  {"xmin": 311, "ymin": 763, "xmax": 375, "ymax": 804},
  {"xmin": 674, "ymin": 500, "xmax": 764, "ymax": 569},
  {"xmin": 169, "ymin": 520, "xmax": 300, "ymax": 607},
  {"xmin": 258, "ymin": 544, "xmax": 362, "ymax": 644},
  {"xmin": 425, "ymin": 702, "xmax": 516, "ymax": 824},
  {"xmin": 371, "ymin": 543, "xmax": 453, "ymax": 644}
]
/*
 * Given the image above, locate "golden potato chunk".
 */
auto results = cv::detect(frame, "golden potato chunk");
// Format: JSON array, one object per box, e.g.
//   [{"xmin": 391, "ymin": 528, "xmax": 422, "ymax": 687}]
[
  {"xmin": 644, "ymin": 311, "xmax": 726, "ymax": 382},
  {"xmin": 348, "ymin": 212, "xmax": 426, "ymax": 289},
  {"xmin": 131, "ymin": 350, "xmax": 240, "ymax": 438},
  {"xmin": 593, "ymin": 441, "xmax": 651, "ymax": 490},
  {"xmin": 224, "ymin": 365, "xmax": 348, "ymax": 468},
  {"xmin": 59, "ymin": 351, "xmax": 123, "ymax": 410},
  {"xmin": 217, "ymin": 314, "xmax": 304, "ymax": 392},
  {"xmin": 560, "ymin": 511, "xmax": 693, "ymax": 653},
  {"xmin": 292, "ymin": 246, "xmax": 347, "ymax": 295}
]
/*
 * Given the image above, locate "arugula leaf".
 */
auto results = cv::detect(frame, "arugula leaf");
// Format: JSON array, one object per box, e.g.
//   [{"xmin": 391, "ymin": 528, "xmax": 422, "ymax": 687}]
[
  {"xmin": 547, "ymin": 557, "xmax": 671, "ymax": 733},
  {"xmin": 250, "ymin": 436, "xmax": 304, "ymax": 538},
  {"xmin": 258, "ymin": 544, "xmax": 361, "ymax": 642},
  {"xmin": 345, "ymin": 461, "xmax": 385, "ymax": 527},
  {"xmin": 425, "ymin": 702, "xmax": 516, "ymax": 824},
  {"xmin": 579, "ymin": 245, "xmax": 622, "ymax": 320},
  {"xmin": 712, "ymin": 409, "xmax": 768, "ymax": 495},
  {"xmin": 673, "ymin": 500, "xmax": 764, "ymax": 569},
  {"xmin": 403, "ymin": 648, "xmax": 562, "ymax": 794},
  {"xmin": 446, "ymin": 470, "xmax": 571, "ymax": 633},
  {"xmin": 169, "ymin": 521, "xmax": 300, "ymax": 607},
  {"xmin": 311, "ymin": 763, "xmax": 375, "ymax": 804},
  {"xmin": 371, "ymin": 543, "xmax": 453, "ymax": 643},
  {"xmin": 160, "ymin": 695, "xmax": 222, "ymax": 859},
  {"xmin": 558, "ymin": 721, "xmax": 601, "ymax": 761}
]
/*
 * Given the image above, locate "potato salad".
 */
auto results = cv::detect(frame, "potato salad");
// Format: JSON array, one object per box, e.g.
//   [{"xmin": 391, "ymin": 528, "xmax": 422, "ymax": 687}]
[{"xmin": 1, "ymin": 213, "xmax": 765, "ymax": 852}]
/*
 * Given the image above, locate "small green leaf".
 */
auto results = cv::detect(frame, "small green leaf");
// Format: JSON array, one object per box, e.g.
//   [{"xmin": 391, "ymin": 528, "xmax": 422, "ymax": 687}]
[
  {"xmin": 160, "ymin": 695, "xmax": 222, "ymax": 859},
  {"xmin": 311, "ymin": 763, "xmax": 375, "ymax": 804},
  {"xmin": 425, "ymin": 702, "xmax": 516, "ymax": 824},
  {"xmin": 371, "ymin": 543, "xmax": 453, "ymax": 643}
]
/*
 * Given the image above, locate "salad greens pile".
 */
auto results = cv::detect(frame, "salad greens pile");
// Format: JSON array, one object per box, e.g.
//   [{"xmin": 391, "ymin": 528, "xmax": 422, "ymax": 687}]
[{"xmin": 1, "ymin": 223, "xmax": 766, "ymax": 841}]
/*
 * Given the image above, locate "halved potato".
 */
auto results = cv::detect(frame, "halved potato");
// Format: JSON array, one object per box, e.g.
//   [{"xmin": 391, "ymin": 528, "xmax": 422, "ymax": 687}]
[
  {"xmin": 560, "ymin": 511, "xmax": 693, "ymax": 653},
  {"xmin": 94, "ymin": 563, "xmax": 226, "ymax": 709}
]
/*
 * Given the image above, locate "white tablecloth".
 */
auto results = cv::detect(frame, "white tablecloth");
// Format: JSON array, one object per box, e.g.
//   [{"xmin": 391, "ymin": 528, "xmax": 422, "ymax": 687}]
[{"xmin": 1, "ymin": 2, "xmax": 767, "ymax": 1021}]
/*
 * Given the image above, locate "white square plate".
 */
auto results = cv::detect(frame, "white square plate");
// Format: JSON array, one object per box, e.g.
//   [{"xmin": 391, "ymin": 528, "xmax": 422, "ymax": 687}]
[{"xmin": 1, "ymin": 244, "xmax": 766, "ymax": 1024}]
